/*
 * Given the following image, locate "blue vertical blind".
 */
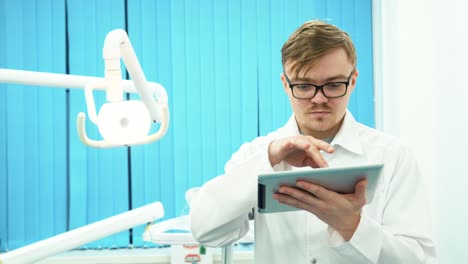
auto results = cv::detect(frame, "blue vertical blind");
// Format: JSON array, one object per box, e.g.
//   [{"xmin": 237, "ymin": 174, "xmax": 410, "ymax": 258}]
[
  {"xmin": 0, "ymin": 0, "xmax": 67, "ymax": 251},
  {"xmin": 66, "ymin": 0, "xmax": 130, "ymax": 249},
  {"xmin": 0, "ymin": 0, "xmax": 374, "ymax": 251}
]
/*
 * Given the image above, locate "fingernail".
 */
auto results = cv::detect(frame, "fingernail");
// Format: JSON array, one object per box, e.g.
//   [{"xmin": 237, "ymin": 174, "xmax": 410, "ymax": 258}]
[{"xmin": 297, "ymin": 182, "xmax": 304, "ymax": 188}]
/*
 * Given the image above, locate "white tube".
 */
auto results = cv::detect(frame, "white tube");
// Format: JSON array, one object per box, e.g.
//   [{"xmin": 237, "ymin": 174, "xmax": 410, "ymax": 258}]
[
  {"xmin": 0, "ymin": 68, "xmax": 164, "ymax": 95},
  {"xmin": 0, "ymin": 202, "xmax": 164, "ymax": 264},
  {"xmin": 103, "ymin": 59, "xmax": 124, "ymax": 102},
  {"xmin": 103, "ymin": 30, "xmax": 124, "ymax": 102}
]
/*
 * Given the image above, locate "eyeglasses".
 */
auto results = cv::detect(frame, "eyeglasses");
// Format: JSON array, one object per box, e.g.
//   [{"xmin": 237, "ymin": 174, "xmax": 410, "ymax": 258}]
[{"xmin": 284, "ymin": 72, "xmax": 354, "ymax": 99}]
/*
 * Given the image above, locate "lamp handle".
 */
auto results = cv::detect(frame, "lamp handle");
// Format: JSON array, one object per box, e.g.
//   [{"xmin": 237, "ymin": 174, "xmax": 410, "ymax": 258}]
[{"xmin": 76, "ymin": 103, "xmax": 169, "ymax": 148}]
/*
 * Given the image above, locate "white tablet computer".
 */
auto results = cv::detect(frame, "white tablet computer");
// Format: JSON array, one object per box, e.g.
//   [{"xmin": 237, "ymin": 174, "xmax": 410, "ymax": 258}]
[{"xmin": 258, "ymin": 164, "xmax": 384, "ymax": 214}]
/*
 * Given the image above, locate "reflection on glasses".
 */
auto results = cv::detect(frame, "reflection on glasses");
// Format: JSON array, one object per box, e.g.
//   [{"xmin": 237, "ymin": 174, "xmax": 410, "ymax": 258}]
[{"xmin": 284, "ymin": 72, "xmax": 353, "ymax": 99}]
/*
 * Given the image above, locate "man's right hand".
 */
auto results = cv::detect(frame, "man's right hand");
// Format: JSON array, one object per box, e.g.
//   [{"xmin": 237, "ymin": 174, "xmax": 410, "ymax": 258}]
[{"xmin": 268, "ymin": 135, "xmax": 335, "ymax": 168}]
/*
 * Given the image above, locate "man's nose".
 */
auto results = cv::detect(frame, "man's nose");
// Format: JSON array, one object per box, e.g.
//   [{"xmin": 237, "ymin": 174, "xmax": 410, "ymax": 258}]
[{"xmin": 310, "ymin": 88, "xmax": 328, "ymax": 104}]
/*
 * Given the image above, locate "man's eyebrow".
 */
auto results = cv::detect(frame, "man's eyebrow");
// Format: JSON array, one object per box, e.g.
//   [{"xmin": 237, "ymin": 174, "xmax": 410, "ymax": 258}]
[{"xmin": 291, "ymin": 74, "xmax": 349, "ymax": 83}]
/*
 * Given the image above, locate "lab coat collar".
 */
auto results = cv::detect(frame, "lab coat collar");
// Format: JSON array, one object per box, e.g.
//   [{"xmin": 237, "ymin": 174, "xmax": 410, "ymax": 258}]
[
  {"xmin": 287, "ymin": 110, "xmax": 364, "ymax": 155},
  {"xmin": 330, "ymin": 110, "xmax": 364, "ymax": 155}
]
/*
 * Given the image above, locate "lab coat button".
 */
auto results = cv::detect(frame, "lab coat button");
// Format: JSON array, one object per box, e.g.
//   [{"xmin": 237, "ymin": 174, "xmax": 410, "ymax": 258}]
[{"xmin": 311, "ymin": 258, "xmax": 318, "ymax": 264}]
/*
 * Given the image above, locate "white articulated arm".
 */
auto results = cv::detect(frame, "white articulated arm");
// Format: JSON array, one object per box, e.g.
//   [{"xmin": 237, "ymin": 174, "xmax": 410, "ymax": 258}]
[
  {"xmin": 103, "ymin": 29, "xmax": 164, "ymax": 122},
  {"xmin": 0, "ymin": 29, "xmax": 170, "ymax": 149}
]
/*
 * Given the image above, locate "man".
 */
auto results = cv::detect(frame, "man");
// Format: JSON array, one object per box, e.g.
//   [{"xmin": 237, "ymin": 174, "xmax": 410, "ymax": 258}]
[{"xmin": 190, "ymin": 20, "xmax": 436, "ymax": 263}]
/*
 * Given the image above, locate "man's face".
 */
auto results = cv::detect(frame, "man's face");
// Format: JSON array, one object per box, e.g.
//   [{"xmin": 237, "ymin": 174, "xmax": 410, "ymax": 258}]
[{"xmin": 281, "ymin": 48, "xmax": 358, "ymax": 139}]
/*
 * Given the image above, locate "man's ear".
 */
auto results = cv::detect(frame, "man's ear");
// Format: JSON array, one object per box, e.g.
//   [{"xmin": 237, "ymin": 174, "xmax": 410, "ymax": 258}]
[
  {"xmin": 348, "ymin": 70, "xmax": 359, "ymax": 92},
  {"xmin": 280, "ymin": 73, "xmax": 289, "ymax": 94}
]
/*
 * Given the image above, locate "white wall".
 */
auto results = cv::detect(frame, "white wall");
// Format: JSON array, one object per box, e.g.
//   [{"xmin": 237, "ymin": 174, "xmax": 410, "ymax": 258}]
[{"xmin": 376, "ymin": 0, "xmax": 468, "ymax": 262}]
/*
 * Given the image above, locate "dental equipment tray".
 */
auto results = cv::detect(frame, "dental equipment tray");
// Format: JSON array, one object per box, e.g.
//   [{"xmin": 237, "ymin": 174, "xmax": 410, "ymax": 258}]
[{"xmin": 257, "ymin": 164, "xmax": 383, "ymax": 214}]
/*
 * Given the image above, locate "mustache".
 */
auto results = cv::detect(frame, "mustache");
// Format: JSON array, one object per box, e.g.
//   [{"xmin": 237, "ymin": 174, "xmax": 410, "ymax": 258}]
[{"xmin": 309, "ymin": 104, "xmax": 332, "ymax": 112}]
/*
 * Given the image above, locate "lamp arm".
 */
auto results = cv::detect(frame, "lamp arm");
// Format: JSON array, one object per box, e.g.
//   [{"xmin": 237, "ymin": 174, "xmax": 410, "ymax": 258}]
[
  {"xmin": 0, "ymin": 68, "xmax": 165, "ymax": 95},
  {"xmin": 0, "ymin": 202, "xmax": 164, "ymax": 264},
  {"xmin": 104, "ymin": 29, "xmax": 164, "ymax": 123}
]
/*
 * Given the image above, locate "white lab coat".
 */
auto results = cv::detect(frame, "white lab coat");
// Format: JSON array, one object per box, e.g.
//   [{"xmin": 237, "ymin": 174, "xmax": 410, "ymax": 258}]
[{"xmin": 190, "ymin": 111, "xmax": 437, "ymax": 264}]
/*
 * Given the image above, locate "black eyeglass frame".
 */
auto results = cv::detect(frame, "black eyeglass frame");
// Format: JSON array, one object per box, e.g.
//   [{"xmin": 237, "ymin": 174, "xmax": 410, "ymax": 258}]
[{"xmin": 284, "ymin": 71, "xmax": 354, "ymax": 99}]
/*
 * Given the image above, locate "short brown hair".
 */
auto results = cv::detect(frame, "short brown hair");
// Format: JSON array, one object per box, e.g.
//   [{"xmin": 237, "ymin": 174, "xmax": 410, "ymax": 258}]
[{"xmin": 281, "ymin": 20, "xmax": 357, "ymax": 76}]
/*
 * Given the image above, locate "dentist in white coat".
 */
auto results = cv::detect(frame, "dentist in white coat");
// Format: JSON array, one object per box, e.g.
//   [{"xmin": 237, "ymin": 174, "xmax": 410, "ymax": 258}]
[{"xmin": 190, "ymin": 20, "xmax": 437, "ymax": 264}]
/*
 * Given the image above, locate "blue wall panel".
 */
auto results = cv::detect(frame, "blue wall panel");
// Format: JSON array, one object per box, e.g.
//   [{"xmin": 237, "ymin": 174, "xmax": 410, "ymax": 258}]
[
  {"xmin": 67, "ymin": 0, "xmax": 129, "ymax": 248},
  {"xmin": 184, "ymin": 0, "xmax": 202, "ymax": 194},
  {"xmin": 162, "ymin": 0, "xmax": 187, "ymax": 224},
  {"xmin": 353, "ymin": 0, "xmax": 375, "ymax": 127},
  {"xmin": 0, "ymin": 0, "xmax": 67, "ymax": 251},
  {"xmin": 126, "ymin": 0, "xmax": 176, "ymax": 246},
  {"xmin": 198, "ymin": 0, "xmax": 217, "ymax": 183},
  {"xmin": 256, "ymin": 0, "xmax": 275, "ymax": 136},
  {"xmin": 34, "ymin": 0, "xmax": 68, "ymax": 246},
  {"xmin": 212, "ymin": 0, "xmax": 231, "ymax": 177},
  {"xmin": 239, "ymin": 0, "xmax": 260, "ymax": 148},
  {"xmin": 0, "ymin": 0, "xmax": 7, "ymax": 252}
]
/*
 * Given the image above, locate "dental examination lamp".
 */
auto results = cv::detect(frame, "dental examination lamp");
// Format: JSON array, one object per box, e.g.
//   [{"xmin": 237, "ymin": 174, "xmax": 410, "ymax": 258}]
[
  {"xmin": 0, "ymin": 29, "xmax": 168, "ymax": 263},
  {"xmin": 0, "ymin": 28, "xmax": 169, "ymax": 148}
]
